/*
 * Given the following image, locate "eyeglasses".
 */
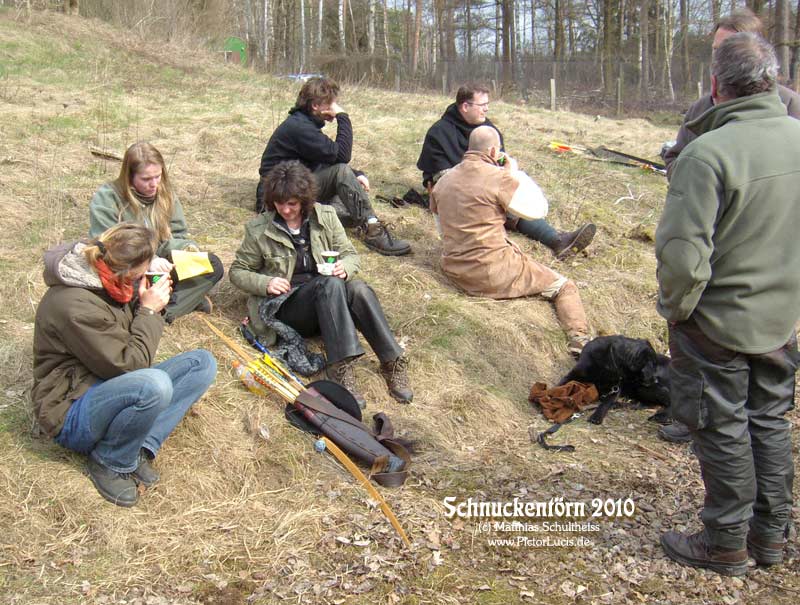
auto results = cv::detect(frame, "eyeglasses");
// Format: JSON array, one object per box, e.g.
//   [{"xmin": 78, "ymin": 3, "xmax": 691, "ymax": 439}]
[{"xmin": 467, "ymin": 102, "xmax": 490, "ymax": 109}]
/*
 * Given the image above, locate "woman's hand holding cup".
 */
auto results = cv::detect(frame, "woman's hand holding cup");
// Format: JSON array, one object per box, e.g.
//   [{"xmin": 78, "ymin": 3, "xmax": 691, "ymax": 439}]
[
  {"xmin": 139, "ymin": 273, "xmax": 171, "ymax": 313},
  {"xmin": 331, "ymin": 260, "xmax": 347, "ymax": 279}
]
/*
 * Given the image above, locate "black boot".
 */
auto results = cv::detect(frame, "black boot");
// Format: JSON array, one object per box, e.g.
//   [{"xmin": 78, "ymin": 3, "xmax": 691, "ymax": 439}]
[
  {"xmin": 132, "ymin": 449, "xmax": 160, "ymax": 487},
  {"xmin": 660, "ymin": 530, "xmax": 748, "ymax": 576},
  {"xmin": 87, "ymin": 458, "xmax": 139, "ymax": 507}
]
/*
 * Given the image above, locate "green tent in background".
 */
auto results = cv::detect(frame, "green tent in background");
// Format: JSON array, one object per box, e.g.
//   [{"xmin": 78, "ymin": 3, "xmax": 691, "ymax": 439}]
[{"xmin": 223, "ymin": 37, "xmax": 246, "ymax": 65}]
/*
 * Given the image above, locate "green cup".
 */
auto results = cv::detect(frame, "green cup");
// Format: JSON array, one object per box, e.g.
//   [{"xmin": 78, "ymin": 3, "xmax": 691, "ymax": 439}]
[{"xmin": 321, "ymin": 250, "xmax": 339, "ymax": 264}]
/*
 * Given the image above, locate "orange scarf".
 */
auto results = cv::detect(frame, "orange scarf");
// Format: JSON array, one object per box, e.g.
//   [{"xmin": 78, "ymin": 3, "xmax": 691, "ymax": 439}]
[{"xmin": 95, "ymin": 259, "xmax": 134, "ymax": 303}]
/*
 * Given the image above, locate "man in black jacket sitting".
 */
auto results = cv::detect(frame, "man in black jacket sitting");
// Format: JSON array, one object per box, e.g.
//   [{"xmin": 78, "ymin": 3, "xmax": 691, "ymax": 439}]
[
  {"xmin": 417, "ymin": 83, "xmax": 595, "ymax": 260},
  {"xmin": 258, "ymin": 77, "xmax": 410, "ymax": 256}
]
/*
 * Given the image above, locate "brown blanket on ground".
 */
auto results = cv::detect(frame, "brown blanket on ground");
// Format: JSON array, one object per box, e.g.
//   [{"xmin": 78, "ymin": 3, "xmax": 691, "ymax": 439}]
[{"xmin": 529, "ymin": 381, "xmax": 599, "ymax": 424}]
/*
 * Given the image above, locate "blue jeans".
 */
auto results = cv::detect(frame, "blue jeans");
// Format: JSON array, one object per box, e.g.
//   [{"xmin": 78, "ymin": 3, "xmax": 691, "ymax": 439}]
[{"xmin": 55, "ymin": 350, "xmax": 217, "ymax": 473}]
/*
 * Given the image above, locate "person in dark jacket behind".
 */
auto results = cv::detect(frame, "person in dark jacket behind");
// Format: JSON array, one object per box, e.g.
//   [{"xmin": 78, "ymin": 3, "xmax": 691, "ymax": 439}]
[
  {"xmin": 257, "ymin": 77, "xmax": 411, "ymax": 256},
  {"xmin": 656, "ymin": 33, "xmax": 800, "ymax": 576},
  {"xmin": 89, "ymin": 142, "xmax": 225, "ymax": 323},
  {"xmin": 417, "ymin": 83, "xmax": 595, "ymax": 260},
  {"xmin": 662, "ymin": 8, "xmax": 800, "ymax": 180},
  {"xmin": 32, "ymin": 223, "xmax": 217, "ymax": 507}
]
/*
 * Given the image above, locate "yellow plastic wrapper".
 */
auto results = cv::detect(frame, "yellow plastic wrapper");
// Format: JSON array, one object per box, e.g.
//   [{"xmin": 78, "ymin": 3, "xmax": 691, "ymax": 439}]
[{"xmin": 171, "ymin": 249, "xmax": 213, "ymax": 281}]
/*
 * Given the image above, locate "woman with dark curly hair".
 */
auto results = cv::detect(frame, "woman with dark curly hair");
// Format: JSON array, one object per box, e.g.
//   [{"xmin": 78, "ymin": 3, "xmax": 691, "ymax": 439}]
[{"xmin": 230, "ymin": 161, "xmax": 412, "ymax": 407}]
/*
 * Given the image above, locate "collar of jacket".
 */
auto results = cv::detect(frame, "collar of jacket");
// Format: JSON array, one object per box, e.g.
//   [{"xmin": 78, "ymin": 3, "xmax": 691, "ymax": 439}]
[
  {"xmin": 442, "ymin": 103, "xmax": 500, "ymax": 138},
  {"xmin": 289, "ymin": 106, "xmax": 325, "ymax": 129},
  {"xmin": 687, "ymin": 89, "xmax": 786, "ymax": 138},
  {"xmin": 261, "ymin": 204, "xmax": 323, "ymax": 246},
  {"xmin": 462, "ymin": 150, "xmax": 501, "ymax": 167}
]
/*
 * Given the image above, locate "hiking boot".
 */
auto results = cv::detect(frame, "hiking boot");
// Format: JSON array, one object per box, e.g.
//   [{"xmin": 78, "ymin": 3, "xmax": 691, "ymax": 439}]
[
  {"xmin": 359, "ymin": 221, "xmax": 412, "ymax": 256},
  {"xmin": 380, "ymin": 356, "xmax": 413, "ymax": 403},
  {"xmin": 86, "ymin": 458, "xmax": 139, "ymax": 507},
  {"xmin": 552, "ymin": 223, "xmax": 596, "ymax": 259},
  {"xmin": 658, "ymin": 421, "xmax": 693, "ymax": 444},
  {"xmin": 327, "ymin": 358, "xmax": 367, "ymax": 410},
  {"xmin": 567, "ymin": 334, "xmax": 591, "ymax": 358},
  {"xmin": 132, "ymin": 449, "xmax": 159, "ymax": 488},
  {"xmin": 747, "ymin": 533, "xmax": 786, "ymax": 566},
  {"xmin": 660, "ymin": 530, "xmax": 749, "ymax": 576},
  {"xmin": 195, "ymin": 296, "xmax": 213, "ymax": 314}
]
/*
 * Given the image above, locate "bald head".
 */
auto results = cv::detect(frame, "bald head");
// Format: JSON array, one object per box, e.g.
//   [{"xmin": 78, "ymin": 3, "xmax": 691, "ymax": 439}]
[{"xmin": 468, "ymin": 126, "xmax": 501, "ymax": 153}]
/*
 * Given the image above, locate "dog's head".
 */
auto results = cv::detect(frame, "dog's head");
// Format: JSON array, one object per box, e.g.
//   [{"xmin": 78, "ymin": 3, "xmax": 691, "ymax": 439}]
[{"xmin": 618, "ymin": 339, "xmax": 661, "ymax": 386}]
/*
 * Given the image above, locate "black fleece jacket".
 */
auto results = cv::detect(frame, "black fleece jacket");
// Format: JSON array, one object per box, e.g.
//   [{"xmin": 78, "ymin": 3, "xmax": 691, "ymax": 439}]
[
  {"xmin": 416, "ymin": 103, "xmax": 504, "ymax": 186},
  {"xmin": 259, "ymin": 107, "xmax": 353, "ymax": 176}
]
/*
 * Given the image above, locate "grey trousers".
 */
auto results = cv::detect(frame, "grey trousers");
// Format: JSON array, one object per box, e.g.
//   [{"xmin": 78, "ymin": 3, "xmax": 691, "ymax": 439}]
[
  {"xmin": 313, "ymin": 164, "xmax": 375, "ymax": 225},
  {"xmin": 668, "ymin": 318, "xmax": 797, "ymax": 549}
]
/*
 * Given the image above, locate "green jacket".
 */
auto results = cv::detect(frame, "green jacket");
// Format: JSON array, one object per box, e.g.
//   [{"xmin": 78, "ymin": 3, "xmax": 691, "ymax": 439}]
[
  {"xmin": 88, "ymin": 183, "xmax": 195, "ymax": 257},
  {"xmin": 230, "ymin": 203, "xmax": 360, "ymax": 343},
  {"xmin": 32, "ymin": 241, "xmax": 164, "ymax": 437},
  {"xmin": 656, "ymin": 90, "xmax": 800, "ymax": 353}
]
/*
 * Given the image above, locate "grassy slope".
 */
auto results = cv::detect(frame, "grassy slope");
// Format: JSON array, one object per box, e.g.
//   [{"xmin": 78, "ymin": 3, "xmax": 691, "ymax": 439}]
[{"xmin": 1, "ymin": 10, "xmax": 798, "ymax": 605}]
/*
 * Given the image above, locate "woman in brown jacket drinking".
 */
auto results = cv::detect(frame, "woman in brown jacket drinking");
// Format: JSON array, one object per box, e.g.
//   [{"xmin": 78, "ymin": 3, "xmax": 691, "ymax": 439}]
[{"xmin": 32, "ymin": 223, "xmax": 217, "ymax": 507}]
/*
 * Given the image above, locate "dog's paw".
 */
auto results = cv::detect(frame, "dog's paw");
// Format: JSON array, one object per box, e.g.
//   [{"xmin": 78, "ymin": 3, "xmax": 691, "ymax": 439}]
[{"xmin": 588, "ymin": 413, "xmax": 605, "ymax": 425}]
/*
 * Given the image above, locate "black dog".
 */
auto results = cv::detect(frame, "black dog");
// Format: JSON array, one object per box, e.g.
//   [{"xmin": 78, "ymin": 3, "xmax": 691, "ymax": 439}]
[{"xmin": 558, "ymin": 336, "xmax": 671, "ymax": 425}]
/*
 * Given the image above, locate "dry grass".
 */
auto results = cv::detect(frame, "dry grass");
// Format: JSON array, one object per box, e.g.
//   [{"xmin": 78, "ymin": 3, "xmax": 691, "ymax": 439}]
[{"xmin": 1, "ymin": 9, "xmax": 799, "ymax": 605}]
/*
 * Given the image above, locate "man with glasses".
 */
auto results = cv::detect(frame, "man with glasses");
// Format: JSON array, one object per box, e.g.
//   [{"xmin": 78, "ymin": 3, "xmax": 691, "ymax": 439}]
[{"xmin": 417, "ymin": 83, "xmax": 595, "ymax": 260}]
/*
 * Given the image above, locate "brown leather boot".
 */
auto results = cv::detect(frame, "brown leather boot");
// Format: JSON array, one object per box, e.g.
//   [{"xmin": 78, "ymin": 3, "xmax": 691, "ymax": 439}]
[
  {"xmin": 380, "ymin": 356, "xmax": 413, "ymax": 403},
  {"xmin": 660, "ymin": 530, "xmax": 748, "ymax": 576},
  {"xmin": 326, "ymin": 358, "xmax": 366, "ymax": 409},
  {"xmin": 747, "ymin": 533, "xmax": 786, "ymax": 566},
  {"xmin": 551, "ymin": 223, "xmax": 596, "ymax": 259}
]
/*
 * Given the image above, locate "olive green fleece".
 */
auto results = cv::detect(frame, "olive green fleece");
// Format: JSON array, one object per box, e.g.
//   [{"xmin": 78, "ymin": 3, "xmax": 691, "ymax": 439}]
[{"xmin": 656, "ymin": 91, "xmax": 800, "ymax": 353}]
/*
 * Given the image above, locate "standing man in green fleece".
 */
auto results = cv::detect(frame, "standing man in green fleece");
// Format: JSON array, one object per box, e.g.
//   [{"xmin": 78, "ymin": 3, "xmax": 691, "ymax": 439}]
[{"xmin": 655, "ymin": 32, "xmax": 800, "ymax": 576}]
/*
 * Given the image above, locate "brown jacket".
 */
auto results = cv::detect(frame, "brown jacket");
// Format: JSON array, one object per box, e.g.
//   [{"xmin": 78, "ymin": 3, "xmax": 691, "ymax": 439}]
[
  {"xmin": 32, "ymin": 241, "xmax": 164, "ymax": 437},
  {"xmin": 431, "ymin": 151, "xmax": 562, "ymax": 298}
]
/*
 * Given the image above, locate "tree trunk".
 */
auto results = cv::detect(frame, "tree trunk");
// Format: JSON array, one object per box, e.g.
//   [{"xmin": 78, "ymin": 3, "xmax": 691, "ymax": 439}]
[
  {"xmin": 368, "ymin": 0, "xmax": 376, "ymax": 54},
  {"xmin": 775, "ymin": 0, "xmax": 790, "ymax": 80},
  {"xmin": 338, "ymin": 0, "xmax": 346, "ymax": 53},
  {"xmin": 317, "ymin": 0, "xmax": 323, "ymax": 51},
  {"xmin": 602, "ymin": 0, "xmax": 614, "ymax": 93},
  {"xmin": 640, "ymin": 0, "xmax": 649, "ymax": 97},
  {"xmin": 680, "ymin": 0, "xmax": 689, "ymax": 92},
  {"xmin": 412, "ymin": 0, "xmax": 422, "ymax": 73},
  {"xmin": 791, "ymin": 0, "xmax": 800, "ymax": 84},
  {"xmin": 383, "ymin": 0, "xmax": 390, "ymax": 55},
  {"xmin": 299, "ymin": 0, "xmax": 305, "ymax": 70}
]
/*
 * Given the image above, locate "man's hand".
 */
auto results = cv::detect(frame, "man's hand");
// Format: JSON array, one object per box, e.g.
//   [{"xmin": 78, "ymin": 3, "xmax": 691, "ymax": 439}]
[
  {"xmin": 149, "ymin": 256, "xmax": 174, "ymax": 274},
  {"xmin": 138, "ymin": 274, "xmax": 171, "ymax": 314},
  {"xmin": 356, "ymin": 174, "xmax": 370, "ymax": 192},
  {"xmin": 331, "ymin": 260, "xmax": 347, "ymax": 280},
  {"xmin": 319, "ymin": 102, "xmax": 345, "ymax": 122},
  {"xmin": 267, "ymin": 277, "xmax": 291, "ymax": 296},
  {"xmin": 500, "ymin": 153, "xmax": 519, "ymax": 173}
]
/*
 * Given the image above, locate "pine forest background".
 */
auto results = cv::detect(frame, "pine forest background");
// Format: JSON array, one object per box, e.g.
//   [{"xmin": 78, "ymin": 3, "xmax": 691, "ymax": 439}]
[{"xmin": 11, "ymin": 0, "xmax": 800, "ymax": 115}]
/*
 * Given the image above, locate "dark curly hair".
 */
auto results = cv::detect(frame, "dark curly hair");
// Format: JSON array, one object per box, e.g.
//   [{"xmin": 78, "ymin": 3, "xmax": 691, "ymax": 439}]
[
  {"xmin": 294, "ymin": 77, "xmax": 340, "ymax": 114},
  {"xmin": 260, "ymin": 161, "xmax": 318, "ymax": 218}
]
